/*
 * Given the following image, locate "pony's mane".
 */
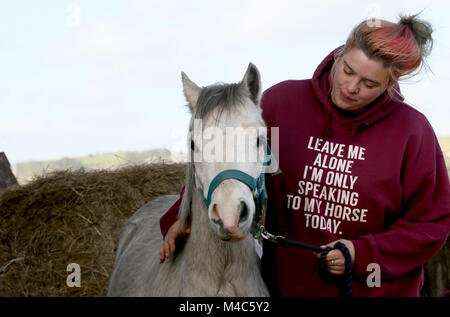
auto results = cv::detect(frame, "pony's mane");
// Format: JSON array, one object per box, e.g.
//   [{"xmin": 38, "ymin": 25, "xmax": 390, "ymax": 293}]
[{"xmin": 194, "ymin": 82, "xmax": 247, "ymax": 121}]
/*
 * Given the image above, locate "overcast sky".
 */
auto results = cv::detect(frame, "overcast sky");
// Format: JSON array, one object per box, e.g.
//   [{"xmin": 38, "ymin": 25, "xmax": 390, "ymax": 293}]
[{"xmin": 1, "ymin": 0, "xmax": 449, "ymax": 165}]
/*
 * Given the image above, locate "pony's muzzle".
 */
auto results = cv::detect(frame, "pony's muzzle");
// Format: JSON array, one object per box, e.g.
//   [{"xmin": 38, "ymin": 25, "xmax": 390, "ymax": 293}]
[{"xmin": 209, "ymin": 199, "xmax": 253, "ymax": 240}]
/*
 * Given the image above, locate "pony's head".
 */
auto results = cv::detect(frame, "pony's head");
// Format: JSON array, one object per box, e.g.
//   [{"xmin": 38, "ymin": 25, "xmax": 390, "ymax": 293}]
[{"xmin": 179, "ymin": 63, "xmax": 267, "ymax": 242}]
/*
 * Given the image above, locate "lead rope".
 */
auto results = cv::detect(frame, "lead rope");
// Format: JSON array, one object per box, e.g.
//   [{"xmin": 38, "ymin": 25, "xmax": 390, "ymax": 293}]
[{"xmin": 259, "ymin": 226, "xmax": 352, "ymax": 297}]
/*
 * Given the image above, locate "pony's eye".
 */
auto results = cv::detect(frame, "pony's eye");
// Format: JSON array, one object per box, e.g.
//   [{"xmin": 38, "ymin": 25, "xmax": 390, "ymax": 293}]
[{"xmin": 191, "ymin": 140, "xmax": 195, "ymax": 151}]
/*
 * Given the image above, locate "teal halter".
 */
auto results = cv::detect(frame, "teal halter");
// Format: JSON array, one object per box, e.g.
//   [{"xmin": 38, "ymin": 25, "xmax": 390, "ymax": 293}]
[{"xmin": 192, "ymin": 143, "xmax": 275, "ymax": 236}]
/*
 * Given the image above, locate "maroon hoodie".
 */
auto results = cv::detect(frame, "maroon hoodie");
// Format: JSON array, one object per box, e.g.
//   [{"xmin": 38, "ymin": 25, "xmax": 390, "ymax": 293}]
[
  {"xmin": 260, "ymin": 46, "xmax": 450, "ymax": 297},
  {"xmin": 160, "ymin": 46, "xmax": 450, "ymax": 297}
]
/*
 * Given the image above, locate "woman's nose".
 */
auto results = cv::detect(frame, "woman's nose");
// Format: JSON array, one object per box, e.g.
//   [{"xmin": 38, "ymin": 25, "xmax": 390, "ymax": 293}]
[{"xmin": 347, "ymin": 80, "xmax": 360, "ymax": 94}]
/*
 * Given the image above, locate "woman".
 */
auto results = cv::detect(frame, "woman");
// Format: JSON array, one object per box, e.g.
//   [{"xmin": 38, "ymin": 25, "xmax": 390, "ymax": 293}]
[{"xmin": 159, "ymin": 13, "xmax": 450, "ymax": 296}]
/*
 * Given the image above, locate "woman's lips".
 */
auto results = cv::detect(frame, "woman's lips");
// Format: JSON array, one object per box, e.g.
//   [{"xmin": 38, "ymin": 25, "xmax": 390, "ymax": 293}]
[{"xmin": 340, "ymin": 90, "xmax": 356, "ymax": 102}]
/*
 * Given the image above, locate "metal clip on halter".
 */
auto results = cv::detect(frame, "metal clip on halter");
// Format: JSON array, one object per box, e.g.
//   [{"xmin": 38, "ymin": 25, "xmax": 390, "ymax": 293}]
[{"xmin": 260, "ymin": 226, "xmax": 286, "ymax": 245}]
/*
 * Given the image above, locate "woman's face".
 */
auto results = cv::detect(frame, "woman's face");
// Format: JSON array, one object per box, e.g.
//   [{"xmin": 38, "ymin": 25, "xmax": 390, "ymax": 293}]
[{"xmin": 330, "ymin": 48, "xmax": 389, "ymax": 112}]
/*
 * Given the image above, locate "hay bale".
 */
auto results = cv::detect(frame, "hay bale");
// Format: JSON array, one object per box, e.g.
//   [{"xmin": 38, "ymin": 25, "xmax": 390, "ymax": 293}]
[
  {"xmin": 0, "ymin": 163, "xmax": 185, "ymax": 296},
  {"xmin": 421, "ymin": 238, "xmax": 450, "ymax": 297}
]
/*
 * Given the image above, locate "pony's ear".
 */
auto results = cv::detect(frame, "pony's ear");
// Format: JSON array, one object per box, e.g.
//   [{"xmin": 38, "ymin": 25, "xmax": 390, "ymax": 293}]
[
  {"xmin": 181, "ymin": 72, "xmax": 201, "ymax": 113},
  {"xmin": 240, "ymin": 63, "xmax": 261, "ymax": 106}
]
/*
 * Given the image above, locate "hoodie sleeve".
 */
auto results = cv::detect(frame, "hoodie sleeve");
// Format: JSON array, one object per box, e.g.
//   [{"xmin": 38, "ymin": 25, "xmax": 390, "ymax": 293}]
[
  {"xmin": 160, "ymin": 186, "xmax": 185, "ymax": 238},
  {"xmin": 352, "ymin": 126, "xmax": 450, "ymax": 280}
]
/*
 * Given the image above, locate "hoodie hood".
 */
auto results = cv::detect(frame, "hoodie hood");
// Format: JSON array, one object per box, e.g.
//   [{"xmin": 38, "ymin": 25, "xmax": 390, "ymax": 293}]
[{"xmin": 311, "ymin": 45, "xmax": 404, "ymax": 138}]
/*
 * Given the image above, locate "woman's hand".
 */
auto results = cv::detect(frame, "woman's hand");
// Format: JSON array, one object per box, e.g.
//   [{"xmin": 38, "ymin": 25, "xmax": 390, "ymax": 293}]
[
  {"xmin": 315, "ymin": 239, "xmax": 355, "ymax": 275},
  {"xmin": 159, "ymin": 220, "xmax": 191, "ymax": 263}
]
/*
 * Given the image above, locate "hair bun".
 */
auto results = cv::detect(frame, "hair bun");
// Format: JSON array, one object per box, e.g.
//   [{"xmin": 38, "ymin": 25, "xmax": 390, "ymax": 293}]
[{"xmin": 399, "ymin": 13, "xmax": 433, "ymax": 57}]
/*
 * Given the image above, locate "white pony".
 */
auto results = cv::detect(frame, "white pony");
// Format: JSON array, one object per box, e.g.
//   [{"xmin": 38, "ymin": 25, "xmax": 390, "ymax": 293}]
[{"xmin": 108, "ymin": 64, "xmax": 273, "ymax": 296}]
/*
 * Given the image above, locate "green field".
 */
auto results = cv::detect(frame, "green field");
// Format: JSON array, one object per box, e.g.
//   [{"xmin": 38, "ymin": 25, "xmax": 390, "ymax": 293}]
[
  {"xmin": 438, "ymin": 137, "xmax": 450, "ymax": 173},
  {"xmin": 14, "ymin": 148, "xmax": 177, "ymax": 184}
]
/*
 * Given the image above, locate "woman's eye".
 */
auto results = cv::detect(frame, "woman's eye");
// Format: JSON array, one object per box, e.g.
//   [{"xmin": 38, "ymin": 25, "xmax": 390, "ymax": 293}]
[{"xmin": 344, "ymin": 68, "xmax": 352, "ymax": 75}]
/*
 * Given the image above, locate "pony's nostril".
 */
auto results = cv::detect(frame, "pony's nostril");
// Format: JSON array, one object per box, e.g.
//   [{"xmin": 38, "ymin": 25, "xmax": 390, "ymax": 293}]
[
  {"xmin": 238, "ymin": 201, "xmax": 249, "ymax": 224},
  {"xmin": 210, "ymin": 203, "xmax": 220, "ymax": 221}
]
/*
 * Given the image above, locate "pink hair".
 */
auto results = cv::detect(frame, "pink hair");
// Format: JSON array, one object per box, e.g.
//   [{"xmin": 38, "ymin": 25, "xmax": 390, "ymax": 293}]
[{"xmin": 331, "ymin": 13, "xmax": 433, "ymax": 99}]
